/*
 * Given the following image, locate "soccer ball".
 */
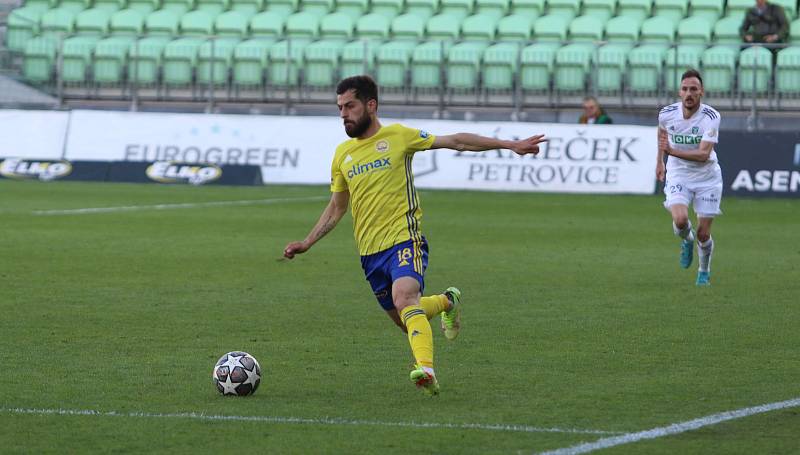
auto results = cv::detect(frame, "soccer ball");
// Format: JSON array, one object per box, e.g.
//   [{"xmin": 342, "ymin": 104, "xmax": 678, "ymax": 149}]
[{"xmin": 212, "ymin": 351, "xmax": 262, "ymax": 396}]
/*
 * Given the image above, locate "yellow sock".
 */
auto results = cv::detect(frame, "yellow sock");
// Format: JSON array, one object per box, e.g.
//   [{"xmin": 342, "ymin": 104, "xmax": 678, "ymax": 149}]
[
  {"xmin": 419, "ymin": 294, "xmax": 449, "ymax": 320},
  {"xmin": 400, "ymin": 305, "xmax": 434, "ymax": 368}
]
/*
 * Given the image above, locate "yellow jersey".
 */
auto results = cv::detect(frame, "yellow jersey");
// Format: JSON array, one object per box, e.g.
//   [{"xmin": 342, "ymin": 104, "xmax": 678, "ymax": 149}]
[{"xmin": 331, "ymin": 123, "xmax": 436, "ymax": 256}]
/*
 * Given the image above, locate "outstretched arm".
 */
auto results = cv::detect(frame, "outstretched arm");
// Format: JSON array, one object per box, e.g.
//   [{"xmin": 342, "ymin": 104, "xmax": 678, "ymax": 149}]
[
  {"xmin": 283, "ymin": 191, "xmax": 350, "ymax": 259},
  {"xmin": 431, "ymin": 133, "xmax": 546, "ymax": 156}
]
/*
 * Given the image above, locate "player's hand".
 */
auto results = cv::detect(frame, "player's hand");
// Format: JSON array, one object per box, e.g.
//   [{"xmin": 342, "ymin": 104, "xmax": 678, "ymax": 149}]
[
  {"xmin": 283, "ymin": 241, "xmax": 309, "ymax": 259},
  {"xmin": 510, "ymin": 134, "xmax": 547, "ymax": 156},
  {"xmin": 656, "ymin": 161, "xmax": 666, "ymax": 182}
]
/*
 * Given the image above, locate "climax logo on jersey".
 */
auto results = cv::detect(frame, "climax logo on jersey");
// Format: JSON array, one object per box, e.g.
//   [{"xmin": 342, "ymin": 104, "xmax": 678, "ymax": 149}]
[
  {"xmin": 346, "ymin": 158, "xmax": 391, "ymax": 179},
  {"xmin": 0, "ymin": 158, "xmax": 72, "ymax": 181},
  {"xmin": 145, "ymin": 161, "xmax": 222, "ymax": 185}
]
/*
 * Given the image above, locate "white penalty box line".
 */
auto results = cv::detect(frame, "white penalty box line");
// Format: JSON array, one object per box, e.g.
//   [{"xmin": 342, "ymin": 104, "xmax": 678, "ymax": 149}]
[
  {"xmin": 31, "ymin": 196, "xmax": 329, "ymax": 216},
  {"xmin": 539, "ymin": 396, "xmax": 800, "ymax": 455},
  {"xmin": 0, "ymin": 407, "xmax": 621, "ymax": 436}
]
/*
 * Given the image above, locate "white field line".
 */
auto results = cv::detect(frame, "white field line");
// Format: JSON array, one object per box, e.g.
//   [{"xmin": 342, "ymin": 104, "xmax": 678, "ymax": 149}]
[
  {"xmin": 0, "ymin": 407, "xmax": 622, "ymax": 436},
  {"xmin": 31, "ymin": 196, "xmax": 329, "ymax": 216},
  {"xmin": 539, "ymin": 397, "xmax": 800, "ymax": 455}
]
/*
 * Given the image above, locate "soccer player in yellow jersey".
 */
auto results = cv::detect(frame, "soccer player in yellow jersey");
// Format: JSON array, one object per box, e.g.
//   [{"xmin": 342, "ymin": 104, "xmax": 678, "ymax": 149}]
[{"xmin": 283, "ymin": 76, "xmax": 546, "ymax": 395}]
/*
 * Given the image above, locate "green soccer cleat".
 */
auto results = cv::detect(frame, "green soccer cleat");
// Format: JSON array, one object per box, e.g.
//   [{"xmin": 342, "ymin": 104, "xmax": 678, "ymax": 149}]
[
  {"xmin": 680, "ymin": 239, "xmax": 694, "ymax": 269},
  {"xmin": 696, "ymin": 271, "xmax": 711, "ymax": 286},
  {"xmin": 409, "ymin": 366, "xmax": 439, "ymax": 396},
  {"xmin": 440, "ymin": 287, "xmax": 462, "ymax": 341}
]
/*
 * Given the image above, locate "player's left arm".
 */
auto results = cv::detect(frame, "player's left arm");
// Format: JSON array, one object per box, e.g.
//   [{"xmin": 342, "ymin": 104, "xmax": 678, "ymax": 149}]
[{"xmin": 430, "ymin": 133, "xmax": 547, "ymax": 156}]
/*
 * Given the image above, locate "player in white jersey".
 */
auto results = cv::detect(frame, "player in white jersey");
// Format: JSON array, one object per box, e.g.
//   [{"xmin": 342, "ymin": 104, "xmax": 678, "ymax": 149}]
[{"xmin": 656, "ymin": 69, "xmax": 722, "ymax": 286}]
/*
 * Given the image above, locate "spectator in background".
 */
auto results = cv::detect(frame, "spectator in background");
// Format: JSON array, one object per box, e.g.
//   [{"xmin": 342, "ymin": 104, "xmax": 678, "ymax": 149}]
[
  {"xmin": 579, "ymin": 96, "xmax": 613, "ymax": 124},
  {"xmin": 740, "ymin": 0, "xmax": 789, "ymax": 45}
]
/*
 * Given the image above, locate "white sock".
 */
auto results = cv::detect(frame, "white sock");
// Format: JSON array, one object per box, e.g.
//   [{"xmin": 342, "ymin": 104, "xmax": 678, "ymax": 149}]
[
  {"xmin": 673, "ymin": 221, "xmax": 695, "ymax": 242},
  {"xmin": 698, "ymin": 237, "xmax": 714, "ymax": 272}
]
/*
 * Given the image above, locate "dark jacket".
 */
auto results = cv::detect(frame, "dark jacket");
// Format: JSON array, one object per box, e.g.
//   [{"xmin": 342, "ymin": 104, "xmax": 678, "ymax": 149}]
[
  {"xmin": 579, "ymin": 113, "xmax": 613, "ymax": 124},
  {"xmin": 740, "ymin": 3, "xmax": 789, "ymax": 42}
]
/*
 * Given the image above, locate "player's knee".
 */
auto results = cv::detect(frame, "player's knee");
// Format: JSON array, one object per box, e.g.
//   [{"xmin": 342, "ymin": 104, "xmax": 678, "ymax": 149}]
[
  {"xmin": 697, "ymin": 228, "xmax": 711, "ymax": 242},
  {"xmin": 673, "ymin": 215, "xmax": 689, "ymax": 229}
]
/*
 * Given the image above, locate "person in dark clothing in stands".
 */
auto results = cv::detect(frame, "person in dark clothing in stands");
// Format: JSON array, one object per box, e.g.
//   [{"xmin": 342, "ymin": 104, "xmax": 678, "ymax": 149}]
[
  {"xmin": 579, "ymin": 96, "xmax": 613, "ymax": 124},
  {"xmin": 740, "ymin": 0, "xmax": 789, "ymax": 44}
]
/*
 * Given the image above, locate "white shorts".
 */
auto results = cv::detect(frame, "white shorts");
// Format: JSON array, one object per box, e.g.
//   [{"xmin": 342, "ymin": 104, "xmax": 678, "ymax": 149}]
[{"xmin": 663, "ymin": 173, "xmax": 723, "ymax": 217}]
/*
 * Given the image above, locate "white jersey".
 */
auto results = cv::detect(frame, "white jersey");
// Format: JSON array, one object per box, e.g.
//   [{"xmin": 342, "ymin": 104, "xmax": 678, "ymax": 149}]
[{"xmin": 658, "ymin": 102, "xmax": 722, "ymax": 181}]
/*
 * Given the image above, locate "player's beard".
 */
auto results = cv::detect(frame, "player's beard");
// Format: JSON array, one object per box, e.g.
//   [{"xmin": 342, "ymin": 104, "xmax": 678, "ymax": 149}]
[{"xmin": 343, "ymin": 111, "xmax": 372, "ymax": 138}]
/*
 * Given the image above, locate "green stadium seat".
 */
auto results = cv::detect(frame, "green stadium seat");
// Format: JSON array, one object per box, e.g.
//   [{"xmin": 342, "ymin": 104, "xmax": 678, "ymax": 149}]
[
  {"xmin": 738, "ymin": 45, "xmax": 772, "ymax": 93},
  {"xmin": 198, "ymin": 38, "xmax": 239, "ymax": 84},
  {"xmin": 268, "ymin": 38, "xmax": 312, "ymax": 85},
  {"xmin": 74, "ymin": 8, "xmax": 112, "ymax": 35},
  {"xmin": 304, "ymin": 39, "xmax": 347, "ymax": 86},
  {"xmin": 232, "ymin": 38, "xmax": 274, "ymax": 85},
  {"xmin": 250, "ymin": 11, "xmax": 285, "ymax": 38},
  {"xmin": 426, "ymin": 13, "xmax": 461, "ymax": 42},
  {"xmin": 447, "ymin": 41, "xmax": 488, "ymax": 89},
  {"xmin": 302, "ymin": 0, "xmax": 335, "ymax": 17},
  {"xmin": 127, "ymin": 0, "xmax": 160, "ymax": 14},
  {"xmin": 627, "ymin": 44, "xmax": 668, "ymax": 91},
  {"xmin": 162, "ymin": 0, "xmax": 195, "ymax": 14},
  {"xmin": 129, "ymin": 36, "xmax": 171, "ymax": 84},
  {"xmin": 94, "ymin": 0, "xmax": 126, "ymax": 12},
  {"xmin": 713, "ymin": 16, "xmax": 743, "ymax": 45},
  {"xmin": 617, "ymin": 0, "xmax": 652, "ymax": 22},
  {"xmin": 39, "ymin": 8, "xmax": 77, "ymax": 39},
  {"xmin": 677, "ymin": 16, "xmax": 712, "ymax": 44},
  {"xmin": 23, "ymin": 36, "xmax": 56, "ymax": 82},
  {"xmin": 22, "ymin": 0, "xmax": 57, "ymax": 11},
  {"xmin": 582, "ymin": 0, "xmax": 615, "ymax": 21},
  {"xmin": 496, "ymin": 13, "xmax": 534, "ymax": 41},
  {"xmin": 441, "ymin": 0, "xmax": 475, "ymax": 19},
  {"xmin": 145, "ymin": 9, "xmax": 181, "ymax": 36},
  {"xmin": 284, "ymin": 11, "xmax": 321, "ymax": 39},
  {"xmin": 554, "ymin": 43, "xmax": 593, "ymax": 91},
  {"xmin": 356, "ymin": 13, "xmax": 390, "ymax": 39},
  {"xmin": 392, "ymin": 13, "xmax": 426, "ymax": 41},
  {"xmin": 337, "ymin": 0, "xmax": 369, "ymax": 20},
  {"xmin": 532, "ymin": 14, "xmax": 568, "ymax": 42},
  {"xmin": 411, "ymin": 40, "xmax": 447, "ymax": 88},
  {"xmin": 109, "ymin": 8, "xmax": 145, "ymax": 35},
  {"xmin": 700, "ymin": 45, "xmax": 737, "ymax": 92},
  {"xmin": 6, "ymin": 7, "xmax": 46, "ymax": 53},
  {"xmin": 775, "ymin": 46, "xmax": 800, "ymax": 93},
  {"xmin": 520, "ymin": 42, "xmax": 559, "ymax": 90},
  {"xmin": 215, "ymin": 10, "xmax": 249, "ymax": 37},
  {"xmin": 371, "ymin": 0, "xmax": 404, "ymax": 19},
  {"xmin": 690, "ymin": 0, "xmax": 724, "ymax": 23},
  {"xmin": 595, "ymin": 43, "xmax": 632, "ymax": 91},
  {"xmin": 62, "ymin": 35, "xmax": 101, "ymax": 82},
  {"xmin": 568, "ymin": 15, "xmax": 603, "ymax": 42},
  {"xmin": 546, "ymin": 0, "xmax": 580, "ymax": 21},
  {"xmin": 462, "ymin": 13, "xmax": 498, "ymax": 41},
  {"xmin": 772, "ymin": 0, "xmax": 796, "ymax": 20},
  {"xmin": 510, "ymin": 0, "xmax": 544, "ymax": 15},
  {"xmin": 605, "ymin": 15, "xmax": 641, "ymax": 43},
  {"xmin": 319, "ymin": 12, "xmax": 354, "ymax": 39},
  {"xmin": 59, "ymin": 0, "xmax": 92, "ymax": 13},
  {"xmin": 197, "ymin": 0, "xmax": 231, "ymax": 14},
  {"xmin": 653, "ymin": 0, "xmax": 689, "ymax": 23},
  {"xmin": 230, "ymin": 0, "xmax": 264, "ymax": 15},
  {"xmin": 640, "ymin": 15, "xmax": 676, "ymax": 43},
  {"xmin": 94, "ymin": 35, "xmax": 136, "ymax": 83},
  {"xmin": 340, "ymin": 40, "xmax": 380, "ymax": 77},
  {"xmin": 664, "ymin": 44, "xmax": 704, "ymax": 89},
  {"xmin": 406, "ymin": 0, "xmax": 439, "ymax": 20},
  {"xmin": 482, "ymin": 42, "xmax": 519, "ymax": 89},
  {"xmin": 792, "ymin": 18, "xmax": 800, "ymax": 42},
  {"xmin": 475, "ymin": 0, "xmax": 510, "ymax": 19},
  {"xmin": 724, "ymin": 0, "xmax": 751, "ymax": 19},
  {"xmin": 376, "ymin": 40, "xmax": 415, "ymax": 87},
  {"xmin": 163, "ymin": 37, "xmax": 205, "ymax": 85},
  {"xmin": 264, "ymin": 0, "xmax": 299, "ymax": 17},
  {"xmin": 180, "ymin": 10, "xmax": 216, "ymax": 36}
]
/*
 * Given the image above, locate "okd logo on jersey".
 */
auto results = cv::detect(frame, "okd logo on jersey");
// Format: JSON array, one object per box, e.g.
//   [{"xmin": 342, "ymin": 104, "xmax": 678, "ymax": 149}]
[
  {"xmin": 0, "ymin": 158, "xmax": 72, "ymax": 181},
  {"xmin": 145, "ymin": 161, "xmax": 222, "ymax": 185}
]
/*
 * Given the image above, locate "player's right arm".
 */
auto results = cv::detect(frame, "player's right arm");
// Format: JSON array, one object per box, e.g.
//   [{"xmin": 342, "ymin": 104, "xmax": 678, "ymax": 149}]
[
  {"xmin": 656, "ymin": 127, "xmax": 667, "ymax": 182},
  {"xmin": 283, "ymin": 190, "xmax": 350, "ymax": 259}
]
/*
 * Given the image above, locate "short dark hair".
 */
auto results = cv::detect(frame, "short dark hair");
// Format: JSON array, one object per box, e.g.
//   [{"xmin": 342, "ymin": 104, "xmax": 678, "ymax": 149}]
[
  {"xmin": 336, "ymin": 75, "xmax": 379, "ymax": 106},
  {"xmin": 681, "ymin": 69, "xmax": 703, "ymax": 86}
]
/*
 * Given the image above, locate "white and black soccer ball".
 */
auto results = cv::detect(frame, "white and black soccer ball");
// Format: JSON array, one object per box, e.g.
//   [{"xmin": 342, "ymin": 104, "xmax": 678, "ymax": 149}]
[{"xmin": 212, "ymin": 351, "xmax": 262, "ymax": 396}]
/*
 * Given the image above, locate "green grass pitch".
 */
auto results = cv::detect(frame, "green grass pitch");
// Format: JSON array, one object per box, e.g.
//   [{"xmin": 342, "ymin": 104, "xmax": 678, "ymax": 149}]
[{"xmin": 1, "ymin": 179, "xmax": 799, "ymax": 454}]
